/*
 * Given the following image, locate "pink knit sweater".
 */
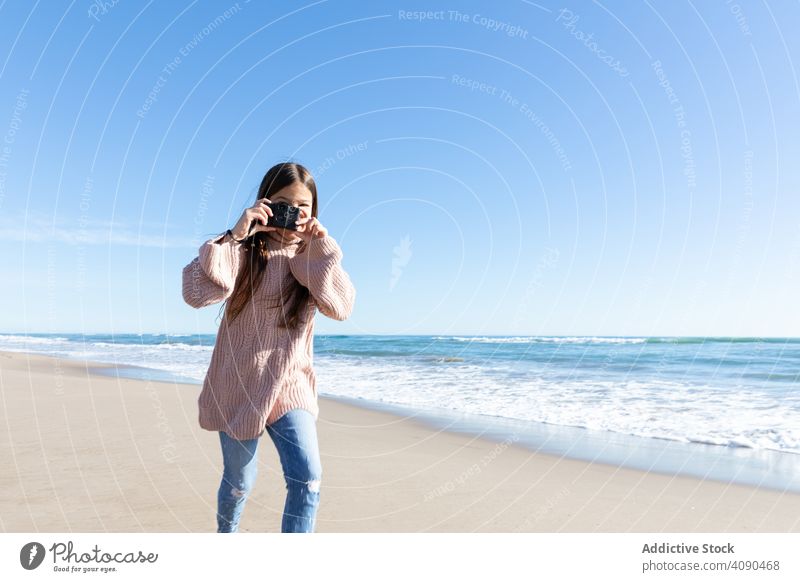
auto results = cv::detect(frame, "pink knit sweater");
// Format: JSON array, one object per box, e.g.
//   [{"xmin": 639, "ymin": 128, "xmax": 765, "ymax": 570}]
[{"xmin": 181, "ymin": 231, "xmax": 356, "ymax": 440}]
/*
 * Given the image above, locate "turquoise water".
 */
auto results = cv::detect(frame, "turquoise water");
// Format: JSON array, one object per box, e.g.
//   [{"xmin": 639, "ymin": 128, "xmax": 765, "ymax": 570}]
[{"xmin": 2, "ymin": 333, "xmax": 799, "ymax": 492}]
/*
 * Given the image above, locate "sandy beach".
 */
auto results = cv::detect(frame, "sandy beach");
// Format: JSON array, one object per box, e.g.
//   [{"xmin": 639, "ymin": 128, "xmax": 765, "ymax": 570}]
[{"xmin": 0, "ymin": 349, "xmax": 798, "ymax": 533}]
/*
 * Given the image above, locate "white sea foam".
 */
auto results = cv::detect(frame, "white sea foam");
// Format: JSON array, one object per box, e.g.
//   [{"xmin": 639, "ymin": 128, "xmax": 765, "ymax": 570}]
[
  {"xmin": 435, "ymin": 335, "xmax": 648, "ymax": 344},
  {"xmin": 315, "ymin": 356, "xmax": 800, "ymax": 455},
  {"xmin": 3, "ymin": 333, "xmax": 798, "ymax": 456},
  {"xmin": 0, "ymin": 334, "xmax": 212, "ymax": 382}
]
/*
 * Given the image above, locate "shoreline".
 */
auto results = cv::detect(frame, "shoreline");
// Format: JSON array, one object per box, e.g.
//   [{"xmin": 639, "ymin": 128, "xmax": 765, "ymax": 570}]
[
  {"xmin": 85, "ymin": 354, "xmax": 800, "ymax": 496},
  {"xmin": 1, "ymin": 349, "xmax": 799, "ymax": 532}
]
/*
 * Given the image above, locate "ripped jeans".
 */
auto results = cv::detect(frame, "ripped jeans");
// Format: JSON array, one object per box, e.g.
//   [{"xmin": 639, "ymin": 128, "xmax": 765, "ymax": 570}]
[{"xmin": 216, "ymin": 408, "xmax": 322, "ymax": 533}]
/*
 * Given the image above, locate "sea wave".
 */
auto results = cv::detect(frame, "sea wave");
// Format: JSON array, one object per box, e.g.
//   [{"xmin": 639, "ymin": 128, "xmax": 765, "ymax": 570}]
[
  {"xmin": 3, "ymin": 332, "xmax": 799, "ymax": 457},
  {"xmin": 434, "ymin": 336, "xmax": 648, "ymax": 344}
]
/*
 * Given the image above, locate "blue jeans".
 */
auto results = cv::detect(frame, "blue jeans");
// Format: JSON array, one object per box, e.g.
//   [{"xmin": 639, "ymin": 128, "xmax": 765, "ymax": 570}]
[{"xmin": 216, "ymin": 409, "xmax": 322, "ymax": 533}]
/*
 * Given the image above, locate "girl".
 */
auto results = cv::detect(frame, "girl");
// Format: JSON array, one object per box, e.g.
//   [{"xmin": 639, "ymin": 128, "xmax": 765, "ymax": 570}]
[{"xmin": 181, "ymin": 162, "xmax": 356, "ymax": 533}]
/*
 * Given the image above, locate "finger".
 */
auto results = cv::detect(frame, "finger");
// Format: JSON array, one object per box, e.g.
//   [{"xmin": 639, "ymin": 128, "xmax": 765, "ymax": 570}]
[
  {"xmin": 259, "ymin": 199, "xmax": 273, "ymax": 215},
  {"xmin": 256, "ymin": 199, "xmax": 273, "ymax": 215},
  {"xmin": 257, "ymin": 208, "xmax": 269, "ymax": 224}
]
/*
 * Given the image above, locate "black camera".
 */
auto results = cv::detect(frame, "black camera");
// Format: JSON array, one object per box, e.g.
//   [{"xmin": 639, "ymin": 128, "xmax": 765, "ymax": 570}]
[{"xmin": 265, "ymin": 201, "xmax": 301, "ymax": 230}]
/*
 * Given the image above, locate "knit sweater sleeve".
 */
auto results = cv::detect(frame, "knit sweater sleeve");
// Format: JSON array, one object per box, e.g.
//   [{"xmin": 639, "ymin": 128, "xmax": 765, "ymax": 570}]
[
  {"xmin": 181, "ymin": 232, "xmax": 246, "ymax": 308},
  {"xmin": 288, "ymin": 235, "xmax": 356, "ymax": 321}
]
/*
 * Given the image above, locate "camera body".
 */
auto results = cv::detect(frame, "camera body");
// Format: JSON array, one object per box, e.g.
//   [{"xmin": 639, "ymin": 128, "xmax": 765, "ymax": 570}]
[{"xmin": 265, "ymin": 201, "xmax": 301, "ymax": 230}]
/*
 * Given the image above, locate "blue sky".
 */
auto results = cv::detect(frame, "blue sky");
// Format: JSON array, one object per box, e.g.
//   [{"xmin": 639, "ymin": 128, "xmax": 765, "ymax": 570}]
[{"xmin": 0, "ymin": 0, "xmax": 798, "ymax": 336}]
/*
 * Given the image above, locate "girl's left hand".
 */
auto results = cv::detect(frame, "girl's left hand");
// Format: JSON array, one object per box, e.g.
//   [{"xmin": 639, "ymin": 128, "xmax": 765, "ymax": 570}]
[{"xmin": 294, "ymin": 212, "xmax": 328, "ymax": 242}]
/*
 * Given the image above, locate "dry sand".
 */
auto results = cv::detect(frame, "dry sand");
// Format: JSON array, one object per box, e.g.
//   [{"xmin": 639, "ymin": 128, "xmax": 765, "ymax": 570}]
[{"xmin": 1, "ymin": 350, "xmax": 798, "ymax": 532}]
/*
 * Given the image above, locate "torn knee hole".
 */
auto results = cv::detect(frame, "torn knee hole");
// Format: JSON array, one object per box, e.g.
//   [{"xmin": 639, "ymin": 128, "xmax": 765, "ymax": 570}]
[
  {"xmin": 230, "ymin": 486, "xmax": 248, "ymax": 498},
  {"xmin": 307, "ymin": 479, "xmax": 321, "ymax": 493}
]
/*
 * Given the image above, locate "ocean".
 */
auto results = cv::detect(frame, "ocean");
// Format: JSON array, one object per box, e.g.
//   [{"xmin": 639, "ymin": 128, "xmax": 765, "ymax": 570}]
[{"xmin": 2, "ymin": 333, "xmax": 798, "ymax": 493}]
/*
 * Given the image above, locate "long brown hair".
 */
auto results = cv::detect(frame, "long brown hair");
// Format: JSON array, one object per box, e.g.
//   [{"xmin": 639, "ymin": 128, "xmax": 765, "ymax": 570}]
[{"xmin": 223, "ymin": 161, "xmax": 318, "ymax": 330}]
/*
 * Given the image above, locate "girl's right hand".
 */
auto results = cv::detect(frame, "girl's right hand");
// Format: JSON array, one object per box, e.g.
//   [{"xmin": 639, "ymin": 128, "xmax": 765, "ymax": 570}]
[{"xmin": 231, "ymin": 198, "xmax": 275, "ymax": 240}]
